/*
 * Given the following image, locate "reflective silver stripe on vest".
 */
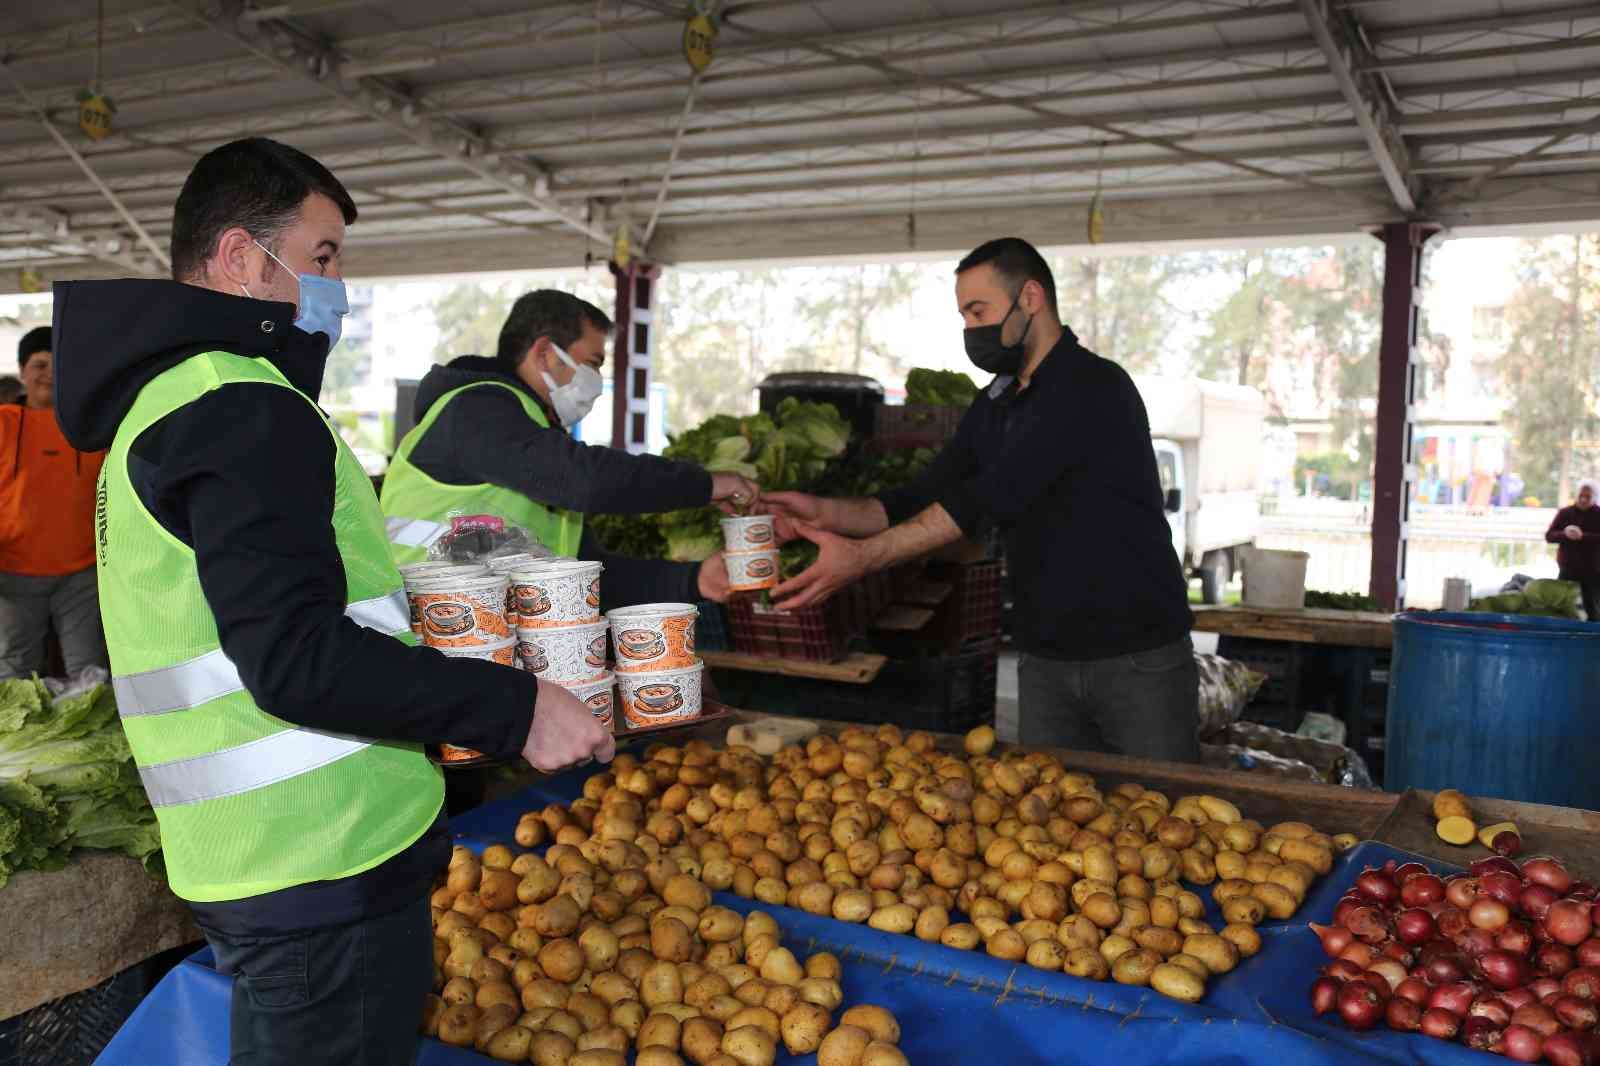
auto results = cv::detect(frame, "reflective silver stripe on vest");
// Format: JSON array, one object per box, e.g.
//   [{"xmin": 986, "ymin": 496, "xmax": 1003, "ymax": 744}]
[
  {"xmin": 113, "ymin": 590, "xmax": 412, "ymax": 717},
  {"xmin": 136, "ymin": 728, "xmax": 372, "ymax": 808},
  {"xmin": 386, "ymin": 516, "xmax": 448, "ymax": 549}
]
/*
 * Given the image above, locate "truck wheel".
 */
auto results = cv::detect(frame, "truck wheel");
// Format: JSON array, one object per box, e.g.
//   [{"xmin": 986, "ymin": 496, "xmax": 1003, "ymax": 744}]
[{"xmin": 1200, "ymin": 550, "xmax": 1232, "ymax": 605}]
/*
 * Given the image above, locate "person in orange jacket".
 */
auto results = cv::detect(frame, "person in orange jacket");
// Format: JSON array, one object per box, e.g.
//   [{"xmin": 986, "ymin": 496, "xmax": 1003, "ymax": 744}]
[{"xmin": 0, "ymin": 327, "xmax": 108, "ymax": 678}]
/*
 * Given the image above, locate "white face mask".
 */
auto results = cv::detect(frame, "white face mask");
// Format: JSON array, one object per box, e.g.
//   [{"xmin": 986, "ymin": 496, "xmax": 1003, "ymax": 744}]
[{"xmin": 541, "ymin": 343, "xmax": 604, "ymax": 427}]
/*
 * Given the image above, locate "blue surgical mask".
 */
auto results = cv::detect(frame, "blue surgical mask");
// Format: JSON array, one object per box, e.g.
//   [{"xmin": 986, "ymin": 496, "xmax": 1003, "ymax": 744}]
[{"xmin": 246, "ymin": 240, "xmax": 349, "ymax": 352}]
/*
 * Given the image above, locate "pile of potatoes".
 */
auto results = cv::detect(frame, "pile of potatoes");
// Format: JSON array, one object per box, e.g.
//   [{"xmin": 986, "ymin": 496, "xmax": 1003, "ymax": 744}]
[
  {"xmin": 426, "ymin": 837, "xmax": 909, "ymax": 1066},
  {"xmin": 511, "ymin": 723, "xmax": 1356, "ymax": 1006}
]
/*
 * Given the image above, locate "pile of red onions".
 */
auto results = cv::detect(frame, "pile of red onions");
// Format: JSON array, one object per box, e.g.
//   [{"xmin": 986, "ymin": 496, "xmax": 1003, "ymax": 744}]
[{"xmin": 1310, "ymin": 855, "xmax": 1600, "ymax": 1063}]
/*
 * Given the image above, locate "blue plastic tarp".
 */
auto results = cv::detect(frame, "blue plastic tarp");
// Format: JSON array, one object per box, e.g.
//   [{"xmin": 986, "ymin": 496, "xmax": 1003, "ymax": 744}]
[{"xmin": 99, "ymin": 771, "xmax": 1498, "ymax": 1066}]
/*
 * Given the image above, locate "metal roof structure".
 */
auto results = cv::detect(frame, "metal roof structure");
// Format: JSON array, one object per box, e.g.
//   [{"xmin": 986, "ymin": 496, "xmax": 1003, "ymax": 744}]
[{"xmin": 4, "ymin": 0, "xmax": 1600, "ymax": 291}]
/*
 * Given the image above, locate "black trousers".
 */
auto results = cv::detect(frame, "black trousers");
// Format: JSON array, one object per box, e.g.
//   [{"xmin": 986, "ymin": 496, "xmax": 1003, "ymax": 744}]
[{"xmin": 203, "ymin": 897, "xmax": 433, "ymax": 1066}]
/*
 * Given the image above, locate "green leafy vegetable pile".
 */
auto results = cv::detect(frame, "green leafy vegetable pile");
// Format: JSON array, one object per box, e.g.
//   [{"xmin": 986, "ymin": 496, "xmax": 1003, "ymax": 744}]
[
  {"xmin": 0, "ymin": 677, "xmax": 161, "ymax": 888},
  {"xmin": 904, "ymin": 368, "xmax": 977, "ymax": 408},
  {"xmin": 1303, "ymin": 590, "xmax": 1381, "ymax": 612},
  {"xmin": 592, "ymin": 401, "xmax": 855, "ymax": 563},
  {"xmin": 1470, "ymin": 578, "xmax": 1584, "ymax": 619}
]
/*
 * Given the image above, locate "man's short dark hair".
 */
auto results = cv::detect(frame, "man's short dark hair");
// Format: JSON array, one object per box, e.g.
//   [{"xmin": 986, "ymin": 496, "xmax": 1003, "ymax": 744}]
[
  {"xmin": 955, "ymin": 237, "xmax": 1059, "ymax": 317},
  {"xmin": 17, "ymin": 326, "xmax": 50, "ymax": 369},
  {"xmin": 496, "ymin": 290, "xmax": 614, "ymax": 373},
  {"xmin": 169, "ymin": 138, "xmax": 358, "ymax": 282}
]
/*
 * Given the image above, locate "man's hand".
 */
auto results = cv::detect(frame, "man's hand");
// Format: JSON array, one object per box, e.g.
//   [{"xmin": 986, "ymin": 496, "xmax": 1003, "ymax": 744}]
[
  {"xmin": 763, "ymin": 490, "xmax": 829, "ymax": 543},
  {"xmin": 1566, "ymin": 525, "xmax": 1585, "ymax": 541},
  {"xmin": 709, "ymin": 472, "xmax": 759, "ymax": 515},
  {"xmin": 771, "ymin": 522, "xmax": 871, "ymax": 610},
  {"xmin": 522, "ymin": 679, "xmax": 615, "ymax": 773},
  {"xmin": 696, "ymin": 552, "xmax": 732, "ymax": 603}
]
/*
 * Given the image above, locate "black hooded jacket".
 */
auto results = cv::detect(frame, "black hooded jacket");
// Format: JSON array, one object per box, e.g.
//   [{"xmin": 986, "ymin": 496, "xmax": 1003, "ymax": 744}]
[
  {"xmin": 402, "ymin": 357, "xmax": 710, "ymax": 608},
  {"xmin": 51, "ymin": 279, "xmax": 541, "ymax": 934}
]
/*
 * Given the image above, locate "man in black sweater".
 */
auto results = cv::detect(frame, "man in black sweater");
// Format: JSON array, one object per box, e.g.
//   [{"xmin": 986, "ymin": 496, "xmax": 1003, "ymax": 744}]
[{"xmin": 767, "ymin": 237, "xmax": 1199, "ymax": 761}]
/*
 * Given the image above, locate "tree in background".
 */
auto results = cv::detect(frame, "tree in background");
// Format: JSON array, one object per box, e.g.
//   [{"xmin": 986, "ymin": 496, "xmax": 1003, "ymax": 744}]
[
  {"xmin": 1051, "ymin": 253, "xmax": 1203, "ymax": 372},
  {"xmin": 654, "ymin": 268, "xmax": 788, "ymax": 432},
  {"xmin": 1500, "ymin": 234, "xmax": 1600, "ymax": 505},
  {"xmin": 789, "ymin": 263, "xmax": 920, "ymax": 378}
]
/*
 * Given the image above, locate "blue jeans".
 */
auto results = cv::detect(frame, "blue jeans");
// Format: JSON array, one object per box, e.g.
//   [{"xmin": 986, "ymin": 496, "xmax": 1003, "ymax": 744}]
[
  {"xmin": 204, "ymin": 897, "xmax": 432, "ymax": 1066},
  {"xmin": 1017, "ymin": 636, "xmax": 1200, "ymax": 762}
]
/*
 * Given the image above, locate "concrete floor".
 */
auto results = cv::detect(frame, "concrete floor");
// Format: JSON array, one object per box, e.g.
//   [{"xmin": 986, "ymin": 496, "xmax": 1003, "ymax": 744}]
[{"xmin": 993, "ymin": 631, "xmax": 1219, "ymax": 743}]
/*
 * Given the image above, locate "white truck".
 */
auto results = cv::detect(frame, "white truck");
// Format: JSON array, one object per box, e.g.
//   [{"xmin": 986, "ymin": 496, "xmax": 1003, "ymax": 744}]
[{"xmin": 1134, "ymin": 376, "xmax": 1265, "ymax": 605}]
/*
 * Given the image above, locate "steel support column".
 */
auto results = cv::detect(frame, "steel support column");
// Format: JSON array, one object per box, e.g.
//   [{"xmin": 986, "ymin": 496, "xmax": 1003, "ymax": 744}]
[
  {"xmin": 1369, "ymin": 222, "xmax": 1439, "ymax": 610},
  {"xmin": 609, "ymin": 260, "xmax": 661, "ymax": 454}
]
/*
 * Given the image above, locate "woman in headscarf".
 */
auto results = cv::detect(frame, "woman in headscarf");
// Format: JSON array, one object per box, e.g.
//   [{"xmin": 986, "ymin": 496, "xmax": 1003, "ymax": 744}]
[{"xmin": 1546, "ymin": 479, "xmax": 1600, "ymax": 621}]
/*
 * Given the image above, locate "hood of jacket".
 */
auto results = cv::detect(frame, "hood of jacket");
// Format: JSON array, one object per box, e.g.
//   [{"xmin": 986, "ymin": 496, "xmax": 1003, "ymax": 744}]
[
  {"xmin": 415, "ymin": 355, "xmax": 553, "ymax": 424},
  {"xmin": 52, "ymin": 278, "xmax": 329, "ymax": 451}
]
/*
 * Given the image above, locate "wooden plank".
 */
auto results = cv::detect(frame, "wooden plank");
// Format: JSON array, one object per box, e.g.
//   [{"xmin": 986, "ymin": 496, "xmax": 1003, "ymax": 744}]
[
  {"xmin": 700, "ymin": 650, "xmax": 887, "ymax": 684},
  {"xmin": 1192, "ymin": 605, "xmax": 1395, "ymax": 649},
  {"xmin": 1373, "ymin": 789, "xmax": 1600, "ymax": 881}
]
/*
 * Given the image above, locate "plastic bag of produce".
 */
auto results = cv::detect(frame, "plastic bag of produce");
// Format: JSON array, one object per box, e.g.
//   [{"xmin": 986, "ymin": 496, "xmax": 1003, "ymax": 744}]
[
  {"xmin": 1194, "ymin": 653, "xmax": 1267, "ymax": 739},
  {"xmin": 1220, "ymin": 721, "xmax": 1377, "ymax": 789},
  {"xmin": 1200, "ymin": 742, "xmax": 1323, "ymax": 782}
]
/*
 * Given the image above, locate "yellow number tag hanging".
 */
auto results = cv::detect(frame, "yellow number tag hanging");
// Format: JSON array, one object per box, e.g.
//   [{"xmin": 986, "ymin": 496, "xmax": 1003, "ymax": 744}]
[
  {"xmin": 613, "ymin": 227, "xmax": 633, "ymax": 269},
  {"xmin": 77, "ymin": 91, "xmax": 116, "ymax": 141},
  {"xmin": 1087, "ymin": 191, "xmax": 1105, "ymax": 245},
  {"xmin": 683, "ymin": 13, "xmax": 716, "ymax": 74},
  {"xmin": 19, "ymin": 267, "xmax": 45, "ymax": 294}
]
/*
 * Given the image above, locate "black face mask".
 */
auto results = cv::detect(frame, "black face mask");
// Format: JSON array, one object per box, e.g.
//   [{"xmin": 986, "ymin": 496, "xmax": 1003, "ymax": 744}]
[{"xmin": 962, "ymin": 292, "xmax": 1032, "ymax": 376}]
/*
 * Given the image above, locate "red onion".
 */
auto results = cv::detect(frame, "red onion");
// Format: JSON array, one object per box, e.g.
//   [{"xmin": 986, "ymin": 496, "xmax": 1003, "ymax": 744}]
[
  {"xmin": 1479, "ymin": 950, "xmax": 1534, "ymax": 990},
  {"xmin": 1368, "ymin": 958, "xmax": 1408, "ymax": 992},
  {"xmin": 1498, "ymin": 921, "xmax": 1536, "ymax": 956},
  {"xmin": 1550, "ymin": 900, "xmax": 1596, "ymax": 946},
  {"xmin": 1429, "ymin": 981, "xmax": 1478, "ymax": 1017},
  {"xmin": 1356, "ymin": 869, "xmax": 1400, "ymax": 906},
  {"xmin": 1345, "ymin": 905, "xmax": 1391, "ymax": 945},
  {"xmin": 1472, "ymin": 856, "xmax": 1522, "ymax": 880},
  {"xmin": 1470, "ymin": 995, "xmax": 1513, "ymax": 1025},
  {"xmin": 1394, "ymin": 861, "xmax": 1430, "ymax": 884},
  {"xmin": 1566, "ymin": 967, "xmax": 1600, "ymax": 1001},
  {"xmin": 1503, "ymin": 1024, "xmax": 1545, "ymax": 1063},
  {"xmin": 1463, "ymin": 1014, "xmax": 1506, "ymax": 1052},
  {"xmin": 1380, "ymin": 941, "xmax": 1414, "ymax": 966},
  {"xmin": 1578, "ymin": 939, "xmax": 1600, "ymax": 969},
  {"xmin": 1339, "ymin": 941, "xmax": 1376, "ymax": 968},
  {"xmin": 1510, "ymin": 1002, "xmax": 1561, "ymax": 1037},
  {"xmin": 1395, "ymin": 977, "xmax": 1431, "ymax": 1007},
  {"xmin": 1357, "ymin": 971, "xmax": 1394, "ymax": 998},
  {"xmin": 1395, "ymin": 908, "xmax": 1437, "ymax": 946},
  {"xmin": 1401, "ymin": 874, "xmax": 1446, "ymax": 908},
  {"xmin": 1309, "ymin": 922, "xmax": 1353, "ymax": 958},
  {"xmin": 1421, "ymin": 1007, "xmax": 1461, "ymax": 1040},
  {"xmin": 1502, "ymin": 987, "xmax": 1539, "ymax": 1011},
  {"xmin": 1447, "ymin": 876, "xmax": 1482, "ymax": 910},
  {"xmin": 1325, "ymin": 958, "xmax": 1364, "ymax": 982},
  {"xmin": 1531, "ymin": 977, "xmax": 1566, "ymax": 1002},
  {"xmin": 1385, "ymin": 996, "xmax": 1421, "ymax": 1032},
  {"xmin": 1539, "ymin": 943, "xmax": 1579, "ymax": 977},
  {"xmin": 1493, "ymin": 831, "xmax": 1524, "ymax": 858},
  {"xmin": 1572, "ymin": 882, "xmax": 1599, "ymax": 902},
  {"xmin": 1471, "ymin": 898, "xmax": 1512, "ymax": 931},
  {"xmin": 1480, "ymin": 870, "xmax": 1524, "ymax": 907},
  {"xmin": 1458, "ymin": 927, "xmax": 1499, "ymax": 958},
  {"xmin": 1555, "ymin": 994, "xmax": 1600, "ymax": 1031},
  {"xmin": 1523, "ymin": 884, "xmax": 1560, "ymax": 921},
  {"xmin": 1310, "ymin": 975, "xmax": 1342, "ymax": 1015},
  {"xmin": 1438, "ymin": 906, "xmax": 1471, "ymax": 939},
  {"xmin": 1543, "ymin": 1031, "xmax": 1599, "ymax": 1066},
  {"xmin": 1425, "ymin": 954, "xmax": 1468, "ymax": 985},
  {"xmin": 1338, "ymin": 980, "xmax": 1384, "ymax": 1030},
  {"xmin": 1332, "ymin": 895, "xmax": 1367, "ymax": 930},
  {"xmin": 1524, "ymin": 858, "xmax": 1575, "ymax": 895}
]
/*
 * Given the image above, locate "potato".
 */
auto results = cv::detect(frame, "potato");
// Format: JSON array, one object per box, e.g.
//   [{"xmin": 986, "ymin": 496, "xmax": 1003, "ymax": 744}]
[
  {"xmin": 1220, "ymin": 923, "xmax": 1262, "ymax": 958},
  {"xmin": 533, "ymin": 895, "xmax": 581, "ymax": 938},
  {"xmin": 1112, "ymin": 947, "xmax": 1160, "ymax": 986},
  {"xmin": 939, "ymin": 922, "xmax": 981, "ymax": 951},
  {"xmin": 441, "ymin": 976, "xmax": 476, "ymax": 1007},
  {"xmin": 1251, "ymin": 882, "xmax": 1298, "ymax": 920},
  {"xmin": 1167, "ymin": 953, "xmax": 1209, "ymax": 980},
  {"xmin": 438, "ymin": 1002, "xmax": 479, "ymax": 1047},
  {"xmin": 728, "ymin": 1005, "xmax": 781, "ymax": 1041},
  {"xmin": 868, "ymin": 904, "xmax": 917, "ymax": 935},
  {"xmin": 652, "ymin": 917, "xmax": 694, "ymax": 963},
  {"xmin": 1081, "ymin": 892, "xmax": 1122, "ymax": 929},
  {"xmin": 1432, "ymin": 788, "xmax": 1472, "ymax": 821},
  {"xmin": 1179, "ymin": 849, "xmax": 1217, "ymax": 885},
  {"xmin": 637, "ymin": 1049, "xmax": 687, "ymax": 1066},
  {"xmin": 1278, "ymin": 838, "xmax": 1333, "ymax": 875},
  {"xmin": 529, "ymin": 1031, "xmax": 577, "ymax": 1066},
  {"xmin": 1197, "ymin": 796, "xmax": 1240, "ymax": 824},
  {"xmin": 1151, "ymin": 963, "xmax": 1206, "ymax": 1003},
  {"xmin": 567, "ymin": 992, "xmax": 611, "ymax": 1031},
  {"xmin": 721, "ymin": 1024, "xmax": 778, "ymax": 1066},
  {"xmin": 476, "ymin": 981, "xmax": 519, "ymax": 1012},
  {"xmin": 986, "ymin": 928, "xmax": 1026, "ymax": 961},
  {"xmin": 665, "ymin": 873, "xmax": 713, "ymax": 912},
  {"xmin": 832, "ymin": 889, "xmax": 873, "ymax": 923},
  {"xmin": 640, "ymin": 1012, "xmax": 684, "ymax": 1051},
  {"xmin": 537, "ymin": 939, "xmax": 585, "ymax": 983},
  {"xmin": 965, "ymin": 725, "xmax": 997, "ymax": 756},
  {"xmin": 682, "ymin": 1017, "xmax": 726, "ymax": 1064},
  {"xmin": 612, "ymin": 1000, "xmax": 647, "ymax": 1038},
  {"xmin": 1026, "ymin": 938, "xmax": 1068, "ymax": 971},
  {"xmin": 1214, "ymin": 851, "xmax": 1248, "ymax": 881},
  {"xmin": 570, "ymin": 1052, "xmax": 627, "ymax": 1066},
  {"xmin": 818, "ymin": 1024, "xmax": 873, "ymax": 1066},
  {"xmin": 1133, "ymin": 925, "xmax": 1184, "ymax": 957},
  {"xmin": 579, "ymin": 924, "xmax": 620, "ymax": 973},
  {"xmin": 578, "ymin": 1025, "xmax": 629, "ymax": 1054},
  {"xmin": 1182, "ymin": 933, "xmax": 1240, "ymax": 975},
  {"xmin": 1064, "ymin": 946, "xmax": 1110, "ymax": 980},
  {"xmin": 1149, "ymin": 896, "xmax": 1180, "ymax": 930},
  {"xmin": 642, "ymin": 960, "xmax": 686, "ymax": 1008},
  {"xmin": 780, "ymin": 1002, "xmax": 831, "ymax": 1054},
  {"xmin": 757, "ymin": 947, "xmax": 802, "ymax": 986},
  {"xmin": 1099, "ymin": 933, "xmax": 1136, "ymax": 964},
  {"xmin": 861, "ymin": 1043, "xmax": 910, "ymax": 1066},
  {"xmin": 797, "ymin": 977, "xmax": 844, "ymax": 1012}
]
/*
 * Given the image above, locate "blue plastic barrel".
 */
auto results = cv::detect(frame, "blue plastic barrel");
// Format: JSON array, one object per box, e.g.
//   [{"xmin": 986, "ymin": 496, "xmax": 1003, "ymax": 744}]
[{"xmin": 1386, "ymin": 612, "xmax": 1600, "ymax": 808}]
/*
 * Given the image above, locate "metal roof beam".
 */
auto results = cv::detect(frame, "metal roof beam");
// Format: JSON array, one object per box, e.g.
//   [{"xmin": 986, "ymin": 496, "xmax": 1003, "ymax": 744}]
[
  {"xmin": 1367, "ymin": 3, "xmax": 1600, "ymax": 43},
  {"xmin": 0, "ymin": 204, "xmax": 163, "ymax": 275},
  {"xmin": 1365, "ymin": 36, "xmax": 1600, "ymax": 74},
  {"xmin": 1298, "ymin": 0, "xmax": 1417, "ymax": 212}
]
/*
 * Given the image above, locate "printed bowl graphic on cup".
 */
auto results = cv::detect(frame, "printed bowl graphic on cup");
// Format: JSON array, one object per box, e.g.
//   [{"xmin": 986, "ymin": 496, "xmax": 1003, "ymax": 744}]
[
  {"xmin": 721, "ymin": 515, "xmax": 776, "ymax": 552},
  {"xmin": 515, "ymin": 619, "xmax": 610, "ymax": 683},
  {"xmin": 617, "ymin": 660, "xmax": 703, "ymax": 729},
  {"xmin": 745, "ymin": 557, "xmax": 775, "ymax": 578},
  {"xmin": 562, "ymin": 672, "xmax": 616, "ymax": 728},
  {"xmin": 606, "ymin": 603, "xmax": 699, "ymax": 672},
  {"xmin": 586, "ymin": 577, "xmax": 602, "ymax": 609},
  {"xmin": 440, "ymin": 636, "xmax": 517, "ymax": 668},
  {"xmin": 422, "ymin": 601, "xmax": 474, "ymax": 637},
  {"xmin": 515, "ymin": 585, "xmax": 552, "ymax": 618},
  {"xmin": 725, "ymin": 549, "xmax": 780, "ymax": 592},
  {"xmin": 510, "ymin": 560, "xmax": 603, "ymax": 628}
]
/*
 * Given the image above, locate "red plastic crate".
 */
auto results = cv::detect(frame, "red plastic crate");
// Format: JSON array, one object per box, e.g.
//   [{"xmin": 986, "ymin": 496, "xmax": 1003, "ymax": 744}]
[
  {"xmin": 726, "ymin": 588, "xmax": 865, "ymax": 663},
  {"xmin": 873, "ymin": 404, "xmax": 963, "ymax": 447},
  {"xmin": 933, "ymin": 558, "xmax": 1003, "ymax": 647}
]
